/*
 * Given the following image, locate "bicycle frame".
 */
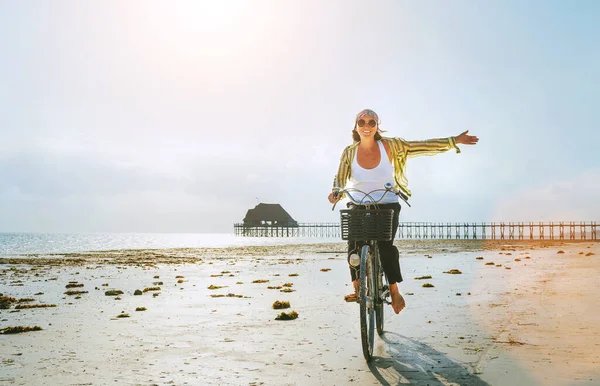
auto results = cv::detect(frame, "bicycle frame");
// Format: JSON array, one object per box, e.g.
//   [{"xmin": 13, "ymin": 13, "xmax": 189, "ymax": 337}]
[{"xmin": 331, "ymin": 184, "xmax": 404, "ymax": 361}]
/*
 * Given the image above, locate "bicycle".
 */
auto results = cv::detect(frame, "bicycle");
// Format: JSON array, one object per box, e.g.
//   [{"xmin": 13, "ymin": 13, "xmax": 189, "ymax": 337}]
[{"xmin": 331, "ymin": 182, "xmax": 410, "ymax": 361}]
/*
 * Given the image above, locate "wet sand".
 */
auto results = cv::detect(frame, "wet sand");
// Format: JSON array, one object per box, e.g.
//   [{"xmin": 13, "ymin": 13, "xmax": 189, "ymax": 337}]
[{"xmin": 0, "ymin": 240, "xmax": 598, "ymax": 385}]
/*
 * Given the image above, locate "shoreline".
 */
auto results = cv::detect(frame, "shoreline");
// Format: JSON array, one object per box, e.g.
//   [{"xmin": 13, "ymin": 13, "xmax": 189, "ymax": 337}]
[{"xmin": 1, "ymin": 239, "xmax": 596, "ymax": 266}]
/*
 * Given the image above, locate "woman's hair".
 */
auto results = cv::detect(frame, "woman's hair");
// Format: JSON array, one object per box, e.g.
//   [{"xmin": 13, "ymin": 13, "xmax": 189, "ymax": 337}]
[{"xmin": 352, "ymin": 124, "xmax": 386, "ymax": 142}]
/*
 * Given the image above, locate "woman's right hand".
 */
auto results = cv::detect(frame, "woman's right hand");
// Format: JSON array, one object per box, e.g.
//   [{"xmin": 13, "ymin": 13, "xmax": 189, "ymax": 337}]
[{"xmin": 328, "ymin": 191, "xmax": 341, "ymax": 204}]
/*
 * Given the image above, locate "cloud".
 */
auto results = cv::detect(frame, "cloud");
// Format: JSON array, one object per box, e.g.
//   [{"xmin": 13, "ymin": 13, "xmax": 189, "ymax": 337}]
[
  {"xmin": 0, "ymin": 150, "xmax": 184, "ymax": 198},
  {"xmin": 0, "ymin": 145, "xmax": 340, "ymax": 232},
  {"xmin": 490, "ymin": 169, "xmax": 600, "ymax": 222}
]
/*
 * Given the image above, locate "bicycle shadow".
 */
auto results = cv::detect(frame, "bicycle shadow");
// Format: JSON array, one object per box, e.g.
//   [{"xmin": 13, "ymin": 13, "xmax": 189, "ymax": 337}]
[{"xmin": 367, "ymin": 332, "xmax": 490, "ymax": 386}]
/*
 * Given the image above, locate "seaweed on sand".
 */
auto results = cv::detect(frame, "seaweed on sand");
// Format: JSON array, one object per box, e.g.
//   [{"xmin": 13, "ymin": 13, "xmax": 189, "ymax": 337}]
[
  {"xmin": 15, "ymin": 304, "xmax": 56, "ymax": 309},
  {"xmin": 0, "ymin": 326, "xmax": 43, "ymax": 334},
  {"xmin": 211, "ymin": 293, "xmax": 244, "ymax": 298},
  {"xmin": 443, "ymin": 269, "xmax": 462, "ymax": 274},
  {"xmin": 275, "ymin": 311, "xmax": 298, "ymax": 320},
  {"xmin": 65, "ymin": 290, "xmax": 89, "ymax": 295},
  {"xmin": 0, "ymin": 296, "xmax": 17, "ymax": 309},
  {"xmin": 272, "ymin": 300, "xmax": 290, "ymax": 309}
]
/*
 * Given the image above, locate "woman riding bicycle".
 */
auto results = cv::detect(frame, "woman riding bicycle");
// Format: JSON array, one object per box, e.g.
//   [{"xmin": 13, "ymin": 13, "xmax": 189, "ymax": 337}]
[{"xmin": 328, "ymin": 109, "xmax": 478, "ymax": 314}]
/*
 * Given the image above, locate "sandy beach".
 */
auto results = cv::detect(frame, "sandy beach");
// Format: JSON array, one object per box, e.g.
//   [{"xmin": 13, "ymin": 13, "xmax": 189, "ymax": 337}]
[{"xmin": 1, "ymin": 240, "xmax": 598, "ymax": 386}]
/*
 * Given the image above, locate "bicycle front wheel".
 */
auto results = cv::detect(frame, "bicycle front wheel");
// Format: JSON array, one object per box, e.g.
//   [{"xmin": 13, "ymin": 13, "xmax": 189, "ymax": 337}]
[
  {"xmin": 359, "ymin": 244, "xmax": 375, "ymax": 361},
  {"xmin": 374, "ymin": 244, "xmax": 386, "ymax": 336}
]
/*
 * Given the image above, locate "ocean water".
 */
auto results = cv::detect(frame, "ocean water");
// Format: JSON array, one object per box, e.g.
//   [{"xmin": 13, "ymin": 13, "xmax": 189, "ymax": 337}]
[{"xmin": 0, "ymin": 233, "xmax": 342, "ymax": 256}]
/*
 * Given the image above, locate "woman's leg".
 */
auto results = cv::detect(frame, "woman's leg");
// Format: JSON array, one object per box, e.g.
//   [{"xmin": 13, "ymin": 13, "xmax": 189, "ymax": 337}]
[
  {"xmin": 348, "ymin": 239, "xmax": 359, "ymax": 282},
  {"xmin": 377, "ymin": 203, "xmax": 405, "ymax": 314},
  {"xmin": 345, "ymin": 204, "xmax": 362, "ymax": 300},
  {"xmin": 378, "ymin": 203, "xmax": 402, "ymax": 283},
  {"xmin": 345, "ymin": 240, "xmax": 358, "ymax": 297}
]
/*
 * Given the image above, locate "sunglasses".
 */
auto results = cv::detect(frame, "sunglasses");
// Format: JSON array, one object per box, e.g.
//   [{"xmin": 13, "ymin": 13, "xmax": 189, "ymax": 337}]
[{"xmin": 357, "ymin": 119, "xmax": 377, "ymax": 128}]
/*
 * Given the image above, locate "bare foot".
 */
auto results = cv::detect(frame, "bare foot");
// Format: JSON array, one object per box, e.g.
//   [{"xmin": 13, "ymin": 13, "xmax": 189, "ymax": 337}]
[
  {"xmin": 343, "ymin": 280, "xmax": 360, "ymax": 302},
  {"xmin": 389, "ymin": 283, "xmax": 406, "ymax": 314}
]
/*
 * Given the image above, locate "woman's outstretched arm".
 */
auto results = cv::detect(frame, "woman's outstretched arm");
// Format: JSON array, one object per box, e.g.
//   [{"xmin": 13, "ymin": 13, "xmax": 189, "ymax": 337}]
[{"xmin": 403, "ymin": 130, "xmax": 478, "ymax": 157}]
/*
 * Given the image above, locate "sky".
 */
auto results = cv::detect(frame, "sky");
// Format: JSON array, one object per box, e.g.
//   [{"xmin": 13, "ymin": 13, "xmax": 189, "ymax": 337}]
[{"xmin": 1, "ymin": 0, "xmax": 599, "ymax": 233}]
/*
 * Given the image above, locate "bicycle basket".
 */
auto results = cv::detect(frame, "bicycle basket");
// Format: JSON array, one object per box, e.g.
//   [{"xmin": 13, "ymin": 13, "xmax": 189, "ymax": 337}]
[{"xmin": 339, "ymin": 209, "xmax": 394, "ymax": 241}]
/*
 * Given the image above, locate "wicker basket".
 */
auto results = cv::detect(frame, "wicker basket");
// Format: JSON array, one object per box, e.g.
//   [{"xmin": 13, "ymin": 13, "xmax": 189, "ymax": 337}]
[{"xmin": 340, "ymin": 209, "xmax": 394, "ymax": 241}]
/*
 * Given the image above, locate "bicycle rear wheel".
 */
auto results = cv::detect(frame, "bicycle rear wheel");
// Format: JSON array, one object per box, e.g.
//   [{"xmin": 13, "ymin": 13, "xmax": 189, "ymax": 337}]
[
  {"xmin": 359, "ymin": 244, "xmax": 375, "ymax": 361},
  {"xmin": 374, "ymin": 244, "xmax": 386, "ymax": 336}
]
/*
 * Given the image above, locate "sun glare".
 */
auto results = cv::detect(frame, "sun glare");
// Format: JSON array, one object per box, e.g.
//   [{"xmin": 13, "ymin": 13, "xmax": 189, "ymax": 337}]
[
  {"xmin": 171, "ymin": 1, "xmax": 252, "ymax": 34},
  {"xmin": 136, "ymin": 1, "xmax": 274, "ymax": 61}
]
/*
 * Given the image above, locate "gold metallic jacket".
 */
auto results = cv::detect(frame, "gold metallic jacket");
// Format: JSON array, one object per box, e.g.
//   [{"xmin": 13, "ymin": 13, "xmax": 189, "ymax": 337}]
[{"xmin": 332, "ymin": 136, "xmax": 460, "ymax": 199}]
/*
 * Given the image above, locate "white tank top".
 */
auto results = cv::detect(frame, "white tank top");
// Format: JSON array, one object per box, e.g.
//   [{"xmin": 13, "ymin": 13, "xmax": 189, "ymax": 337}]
[{"xmin": 347, "ymin": 140, "xmax": 398, "ymax": 204}]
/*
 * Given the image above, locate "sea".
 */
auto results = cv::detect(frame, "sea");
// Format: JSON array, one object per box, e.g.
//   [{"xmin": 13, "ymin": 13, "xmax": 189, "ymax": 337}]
[{"xmin": 0, "ymin": 233, "xmax": 342, "ymax": 257}]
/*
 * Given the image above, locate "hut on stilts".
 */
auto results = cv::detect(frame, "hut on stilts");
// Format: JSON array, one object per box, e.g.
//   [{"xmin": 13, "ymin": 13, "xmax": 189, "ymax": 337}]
[{"xmin": 235, "ymin": 203, "xmax": 299, "ymax": 237}]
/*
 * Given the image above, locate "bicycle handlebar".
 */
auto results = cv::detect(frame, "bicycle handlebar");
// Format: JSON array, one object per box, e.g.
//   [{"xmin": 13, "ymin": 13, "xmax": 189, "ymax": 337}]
[{"xmin": 331, "ymin": 182, "xmax": 411, "ymax": 211}]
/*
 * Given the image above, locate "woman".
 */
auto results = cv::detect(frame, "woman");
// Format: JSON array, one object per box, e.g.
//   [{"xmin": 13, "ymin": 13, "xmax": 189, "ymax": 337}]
[{"xmin": 328, "ymin": 109, "xmax": 479, "ymax": 314}]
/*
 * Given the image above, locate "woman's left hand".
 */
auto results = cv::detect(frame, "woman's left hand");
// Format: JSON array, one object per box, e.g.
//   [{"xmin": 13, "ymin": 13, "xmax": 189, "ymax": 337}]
[{"xmin": 455, "ymin": 130, "xmax": 479, "ymax": 145}]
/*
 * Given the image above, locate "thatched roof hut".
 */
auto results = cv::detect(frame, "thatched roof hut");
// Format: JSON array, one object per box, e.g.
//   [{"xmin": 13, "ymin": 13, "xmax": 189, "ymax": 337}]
[{"xmin": 243, "ymin": 203, "xmax": 298, "ymax": 227}]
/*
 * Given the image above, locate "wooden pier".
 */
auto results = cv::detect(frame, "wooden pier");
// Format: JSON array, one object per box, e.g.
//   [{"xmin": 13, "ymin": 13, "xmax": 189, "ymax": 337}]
[
  {"xmin": 234, "ymin": 223, "xmax": 340, "ymax": 238},
  {"xmin": 234, "ymin": 221, "xmax": 598, "ymax": 240}
]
